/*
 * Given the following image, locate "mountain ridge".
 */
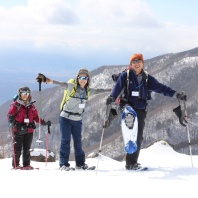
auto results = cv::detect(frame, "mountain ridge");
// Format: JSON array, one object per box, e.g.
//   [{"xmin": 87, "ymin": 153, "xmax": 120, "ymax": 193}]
[{"xmin": 1, "ymin": 47, "xmax": 198, "ymax": 160}]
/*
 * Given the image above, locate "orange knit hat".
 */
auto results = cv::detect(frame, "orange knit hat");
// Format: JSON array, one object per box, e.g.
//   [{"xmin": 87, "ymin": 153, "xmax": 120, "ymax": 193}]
[{"xmin": 130, "ymin": 53, "xmax": 144, "ymax": 65}]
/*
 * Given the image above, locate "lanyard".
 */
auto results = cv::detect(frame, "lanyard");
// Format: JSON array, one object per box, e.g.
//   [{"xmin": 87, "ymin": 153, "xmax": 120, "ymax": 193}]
[
  {"xmin": 80, "ymin": 89, "xmax": 86, "ymax": 103},
  {"xmin": 132, "ymin": 74, "xmax": 143, "ymax": 89}
]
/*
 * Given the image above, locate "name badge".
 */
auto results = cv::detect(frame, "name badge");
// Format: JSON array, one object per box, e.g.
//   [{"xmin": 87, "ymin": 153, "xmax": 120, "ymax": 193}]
[
  {"xmin": 24, "ymin": 118, "xmax": 29, "ymax": 123},
  {"xmin": 79, "ymin": 103, "xmax": 85, "ymax": 109},
  {"xmin": 132, "ymin": 91, "xmax": 139, "ymax": 97}
]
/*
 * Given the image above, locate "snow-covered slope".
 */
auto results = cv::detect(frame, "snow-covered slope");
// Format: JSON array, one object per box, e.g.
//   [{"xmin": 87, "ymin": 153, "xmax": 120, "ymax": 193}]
[{"xmin": 0, "ymin": 141, "xmax": 198, "ymax": 198}]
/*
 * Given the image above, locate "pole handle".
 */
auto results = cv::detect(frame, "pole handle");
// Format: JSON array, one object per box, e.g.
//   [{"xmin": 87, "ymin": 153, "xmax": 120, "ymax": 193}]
[
  {"xmin": 47, "ymin": 124, "xmax": 51, "ymax": 134},
  {"xmin": 39, "ymin": 79, "xmax": 42, "ymax": 91}
]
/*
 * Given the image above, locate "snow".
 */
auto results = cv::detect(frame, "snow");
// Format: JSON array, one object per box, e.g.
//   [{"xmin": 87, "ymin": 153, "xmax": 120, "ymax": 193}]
[
  {"xmin": 30, "ymin": 148, "xmax": 55, "ymax": 157},
  {"xmin": 1, "ymin": 140, "xmax": 198, "ymax": 198}
]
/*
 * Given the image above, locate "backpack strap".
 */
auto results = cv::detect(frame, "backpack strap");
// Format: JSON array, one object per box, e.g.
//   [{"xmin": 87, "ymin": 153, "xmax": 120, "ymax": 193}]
[
  {"xmin": 126, "ymin": 69, "xmax": 130, "ymax": 99},
  {"xmin": 143, "ymin": 70, "xmax": 152, "ymax": 100},
  {"xmin": 12, "ymin": 103, "xmax": 21, "ymax": 117},
  {"xmin": 115, "ymin": 69, "xmax": 130, "ymax": 103}
]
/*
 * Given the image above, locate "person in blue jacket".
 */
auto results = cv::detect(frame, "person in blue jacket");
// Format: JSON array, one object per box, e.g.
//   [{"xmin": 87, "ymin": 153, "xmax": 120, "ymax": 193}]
[{"xmin": 106, "ymin": 53, "xmax": 187, "ymax": 170}]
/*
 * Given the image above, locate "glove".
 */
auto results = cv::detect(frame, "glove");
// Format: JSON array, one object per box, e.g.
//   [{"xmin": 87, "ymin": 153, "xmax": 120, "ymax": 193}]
[
  {"xmin": 46, "ymin": 121, "xmax": 51, "ymax": 126},
  {"xmin": 106, "ymin": 96, "xmax": 114, "ymax": 105},
  {"xmin": 36, "ymin": 73, "xmax": 51, "ymax": 83},
  {"xmin": 176, "ymin": 92, "xmax": 187, "ymax": 101},
  {"xmin": 8, "ymin": 114, "xmax": 14, "ymax": 123},
  {"xmin": 41, "ymin": 120, "xmax": 51, "ymax": 126},
  {"xmin": 173, "ymin": 105, "xmax": 186, "ymax": 127},
  {"xmin": 103, "ymin": 108, "xmax": 118, "ymax": 128}
]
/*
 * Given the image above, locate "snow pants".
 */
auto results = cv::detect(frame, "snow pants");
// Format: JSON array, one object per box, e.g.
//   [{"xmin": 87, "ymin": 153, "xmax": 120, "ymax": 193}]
[
  {"xmin": 126, "ymin": 108, "xmax": 147, "ymax": 165},
  {"xmin": 12, "ymin": 132, "xmax": 33, "ymax": 167},
  {"xmin": 59, "ymin": 116, "xmax": 85, "ymax": 167}
]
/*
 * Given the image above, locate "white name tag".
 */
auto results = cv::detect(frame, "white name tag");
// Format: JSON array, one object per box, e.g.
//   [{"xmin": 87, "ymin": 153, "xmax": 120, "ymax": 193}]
[
  {"xmin": 24, "ymin": 118, "xmax": 29, "ymax": 123},
  {"xmin": 79, "ymin": 103, "xmax": 85, "ymax": 109},
  {"xmin": 132, "ymin": 91, "xmax": 139, "ymax": 97}
]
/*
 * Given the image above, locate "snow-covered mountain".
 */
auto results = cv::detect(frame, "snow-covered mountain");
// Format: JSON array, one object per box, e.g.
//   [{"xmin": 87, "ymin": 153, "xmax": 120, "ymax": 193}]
[{"xmin": 0, "ymin": 47, "xmax": 198, "ymax": 160}]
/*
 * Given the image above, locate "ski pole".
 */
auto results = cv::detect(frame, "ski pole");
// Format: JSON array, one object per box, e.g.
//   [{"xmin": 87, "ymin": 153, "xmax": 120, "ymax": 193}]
[
  {"xmin": 36, "ymin": 78, "xmax": 43, "ymax": 145},
  {"xmin": 96, "ymin": 103, "xmax": 112, "ymax": 175},
  {"xmin": 182, "ymin": 93, "xmax": 193, "ymax": 168},
  {"xmin": 10, "ymin": 125, "xmax": 16, "ymax": 169},
  {"xmin": 45, "ymin": 123, "xmax": 51, "ymax": 167},
  {"xmin": 96, "ymin": 125, "xmax": 105, "ymax": 175}
]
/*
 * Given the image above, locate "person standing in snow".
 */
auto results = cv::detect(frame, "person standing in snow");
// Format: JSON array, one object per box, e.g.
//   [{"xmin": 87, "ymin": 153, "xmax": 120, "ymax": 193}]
[
  {"xmin": 7, "ymin": 86, "xmax": 51, "ymax": 170},
  {"xmin": 36, "ymin": 69, "xmax": 94, "ymax": 170},
  {"xmin": 105, "ymin": 53, "xmax": 187, "ymax": 170}
]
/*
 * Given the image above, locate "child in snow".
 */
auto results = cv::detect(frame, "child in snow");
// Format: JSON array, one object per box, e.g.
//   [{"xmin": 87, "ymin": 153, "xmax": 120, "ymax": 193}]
[{"xmin": 7, "ymin": 86, "xmax": 51, "ymax": 170}]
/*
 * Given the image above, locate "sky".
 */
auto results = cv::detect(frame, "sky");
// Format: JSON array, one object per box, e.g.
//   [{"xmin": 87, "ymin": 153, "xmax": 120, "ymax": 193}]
[
  {"xmin": 0, "ymin": 0, "xmax": 198, "ymax": 104},
  {"xmin": 0, "ymin": 140, "xmax": 198, "ymax": 198},
  {"xmin": 0, "ymin": 0, "xmax": 198, "ymax": 67}
]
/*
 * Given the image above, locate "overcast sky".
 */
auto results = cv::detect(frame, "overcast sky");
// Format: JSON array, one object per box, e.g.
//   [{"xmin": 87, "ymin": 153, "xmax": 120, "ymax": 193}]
[{"xmin": 0, "ymin": 0, "xmax": 198, "ymax": 67}]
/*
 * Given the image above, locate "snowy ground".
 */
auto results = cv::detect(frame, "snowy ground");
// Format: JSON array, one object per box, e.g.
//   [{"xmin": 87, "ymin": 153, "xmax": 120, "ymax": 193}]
[{"xmin": 1, "ymin": 140, "xmax": 198, "ymax": 198}]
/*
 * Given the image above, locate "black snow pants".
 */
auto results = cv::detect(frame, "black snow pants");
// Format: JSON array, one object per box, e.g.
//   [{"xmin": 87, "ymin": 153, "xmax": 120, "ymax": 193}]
[
  {"xmin": 125, "ymin": 108, "xmax": 147, "ymax": 165},
  {"xmin": 12, "ymin": 132, "xmax": 33, "ymax": 167}
]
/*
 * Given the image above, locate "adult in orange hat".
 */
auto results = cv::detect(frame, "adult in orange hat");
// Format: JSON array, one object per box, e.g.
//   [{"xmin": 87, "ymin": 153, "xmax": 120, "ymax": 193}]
[{"xmin": 106, "ymin": 53, "xmax": 187, "ymax": 170}]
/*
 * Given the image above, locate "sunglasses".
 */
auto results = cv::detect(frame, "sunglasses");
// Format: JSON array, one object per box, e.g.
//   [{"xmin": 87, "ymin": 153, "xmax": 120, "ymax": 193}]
[
  {"xmin": 20, "ymin": 92, "xmax": 30, "ymax": 96},
  {"xmin": 78, "ymin": 76, "xmax": 89, "ymax": 80},
  {"xmin": 132, "ymin": 59, "xmax": 142, "ymax": 64}
]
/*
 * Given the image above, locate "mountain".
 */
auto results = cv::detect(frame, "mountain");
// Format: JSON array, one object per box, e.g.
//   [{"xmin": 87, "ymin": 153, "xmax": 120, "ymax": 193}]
[{"xmin": 0, "ymin": 47, "xmax": 198, "ymax": 160}]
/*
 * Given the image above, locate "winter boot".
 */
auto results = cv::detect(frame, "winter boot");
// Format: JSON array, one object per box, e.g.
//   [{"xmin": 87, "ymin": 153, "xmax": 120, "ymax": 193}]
[
  {"xmin": 21, "ymin": 165, "xmax": 34, "ymax": 170},
  {"xmin": 59, "ymin": 165, "xmax": 71, "ymax": 171},
  {"xmin": 125, "ymin": 163, "xmax": 142, "ymax": 170},
  {"xmin": 12, "ymin": 165, "xmax": 22, "ymax": 170},
  {"xmin": 75, "ymin": 164, "xmax": 88, "ymax": 170}
]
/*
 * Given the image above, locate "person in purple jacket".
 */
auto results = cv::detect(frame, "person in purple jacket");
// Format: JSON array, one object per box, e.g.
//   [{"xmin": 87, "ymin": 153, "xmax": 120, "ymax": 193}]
[{"xmin": 106, "ymin": 53, "xmax": 187, "ymax": 170}]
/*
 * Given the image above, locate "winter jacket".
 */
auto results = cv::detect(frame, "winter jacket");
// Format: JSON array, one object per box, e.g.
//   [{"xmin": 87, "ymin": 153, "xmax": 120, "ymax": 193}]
[
  {"xmin": 110, "ymin": 70, "xmax": 176, "ymax": 110},
  {"xmin": 60, "ymin": 79, "xmax": 90, "ymax": 112},
  {"xmin": 7, "ymin": 99, "xmax": 42, "ymax": 133},
  {"xmin": 53, "ymin": 79, "xmax": 109, "ymax": 121}
]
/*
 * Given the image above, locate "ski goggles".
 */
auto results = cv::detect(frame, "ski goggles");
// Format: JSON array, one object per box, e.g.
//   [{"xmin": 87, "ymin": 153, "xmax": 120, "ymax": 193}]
[
  {"xmin": 20, "ymin": 91, "xmax": 30, "ymax": 96},
  {"xmin": 78, "ymin": 76, "xmax": 89, "ymax": 80},
  {"xmin": 131, "ymin": 59, "xmax": 142, "ymax": 64}
]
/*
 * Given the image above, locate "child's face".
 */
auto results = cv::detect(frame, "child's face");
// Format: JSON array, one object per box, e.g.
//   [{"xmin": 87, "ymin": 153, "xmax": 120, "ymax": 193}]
[{"xmin": 20, "ymin": 92, "xmax": 30, "ymax": 101}]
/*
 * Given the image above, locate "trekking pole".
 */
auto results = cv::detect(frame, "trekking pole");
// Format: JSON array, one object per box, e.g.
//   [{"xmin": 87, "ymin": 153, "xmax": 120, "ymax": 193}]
[
  {"xmin": 96, "ymin": 103, "xmax": 112, "ymax": 175},
  {"xmin": 10, "ymin": 125, "xmax": 16, "ymax": 169},
  {"xmin": 36, "ymin": 78, "xmax": 43, "ymax": 145},
  {"xmin": 182, "ymin": 92, "xmax": 193, "ymax": 167},
  {"xmin": 96, "ymin": 125, "xmax": 105, "ymax": 175},
  {"xmin": 45, "ymin": 123, "xmax": 51, "ymax": 167}
]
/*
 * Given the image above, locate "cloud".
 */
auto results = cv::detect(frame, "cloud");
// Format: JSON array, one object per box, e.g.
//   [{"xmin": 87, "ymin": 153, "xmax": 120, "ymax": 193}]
[
  {"xmin": 28, "ymin": 0, "xmax": 79, "ymax": 25},
  {"xmin": 75, "ymin": 0, "xmax": 160, "ymax": 28},
  {"xmin": 0, "ymin": 0, "xmax": 197, "ymax": 59}
]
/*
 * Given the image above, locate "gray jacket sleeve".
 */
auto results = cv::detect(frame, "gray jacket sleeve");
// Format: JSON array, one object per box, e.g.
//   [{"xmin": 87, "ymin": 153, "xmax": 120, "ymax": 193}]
[
  {"xmin": 52, "ymin": 80, "xmax": 69, "ymax": 89},
  {"xmin": 90, "ymin": 88, "xmax": 112, "ymax": 95}
]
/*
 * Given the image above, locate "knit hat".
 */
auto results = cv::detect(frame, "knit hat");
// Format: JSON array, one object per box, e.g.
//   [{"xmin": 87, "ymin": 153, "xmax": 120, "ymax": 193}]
[
  {"xmin": 18, "ymin": 86, "xmax": 31, "ymax": 95},
  {"xmin": 130, "ymin": 53, "xmax": 144, "ymax": 65},
  {"xmin": 76, "ymin": 68, "xmax": 89, "ymax": 77},
  {"xmin": 18, "ymin": 86, "xmax": 31, "ymax": 100}
]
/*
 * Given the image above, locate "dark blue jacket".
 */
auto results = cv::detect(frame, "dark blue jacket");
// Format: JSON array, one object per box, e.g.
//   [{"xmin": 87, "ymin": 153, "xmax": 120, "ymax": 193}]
[{"xmin": 110, "ymin": 70, "xmax": 176, "ymax": 110}]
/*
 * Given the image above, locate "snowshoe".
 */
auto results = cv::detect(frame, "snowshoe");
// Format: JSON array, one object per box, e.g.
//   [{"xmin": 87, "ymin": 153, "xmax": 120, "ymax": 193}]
[
  {"xmin": 20, "ymin": 165, "xmax": 34, "ymax": 170},
  {"xmin": 125, "ymin": 163, "xmax": 148, "ymax": 171},
  {"xmin": 12, "ymin": 165, "xmax": 22, "ymax": 170},
  {"xmin": 124, "ymin": 113, "xmax": 135, "ymax": 129},
  {"xmin": 75, "ymin": 164, "xmax": 96, "ymax": 170},
  {"xmin": 59, "ymin": 165, "xmax": 75, "ymax": 171}
]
